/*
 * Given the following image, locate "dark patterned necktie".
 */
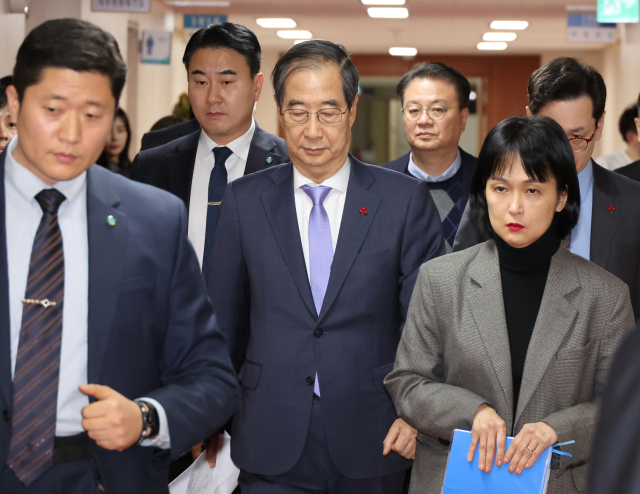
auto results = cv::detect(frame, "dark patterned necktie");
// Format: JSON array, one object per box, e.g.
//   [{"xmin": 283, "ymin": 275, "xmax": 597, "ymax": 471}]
[
  {"xmin": 202, "ymin": 146, "xmax": 232, "ymax": 274},
  {"xmin": 7, "ymin": 189, "xmax": 66, "ymax": 486}
]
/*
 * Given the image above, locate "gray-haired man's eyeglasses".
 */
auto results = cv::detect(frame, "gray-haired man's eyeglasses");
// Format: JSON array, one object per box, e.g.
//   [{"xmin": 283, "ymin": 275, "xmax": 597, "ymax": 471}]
[{"xmin": 281, "ymin": 108, "xmax": 348, "ymax": 125}]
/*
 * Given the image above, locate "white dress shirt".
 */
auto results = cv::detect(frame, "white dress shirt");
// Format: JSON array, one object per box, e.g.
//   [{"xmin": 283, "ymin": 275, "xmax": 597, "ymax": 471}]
[
  {"xmin": 188, "ymin": 120, "xmax": 256, "ymax": 267},
  {"xmin": 6, "ymin": 136, "xmax": 169, "ymax": 448},
  {"xmin": 293, "ymin": 158, "xmax": 351, "ymax": 280},
  {"xmin": 407, "ymin": 150, "xmax": 462, "ymax": 183}
]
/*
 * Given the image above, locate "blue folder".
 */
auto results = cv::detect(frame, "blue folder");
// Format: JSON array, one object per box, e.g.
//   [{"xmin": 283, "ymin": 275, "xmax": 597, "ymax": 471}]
[{"xmin": 441, "ymin": 429, "xmax": 552, "ymax": 494}]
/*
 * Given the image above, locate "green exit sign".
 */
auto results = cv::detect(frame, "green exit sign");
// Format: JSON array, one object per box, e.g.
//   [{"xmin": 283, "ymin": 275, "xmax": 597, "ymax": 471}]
[{"xmin": 598, "ymin": 0, "xmax": 639, "ymax": 23}]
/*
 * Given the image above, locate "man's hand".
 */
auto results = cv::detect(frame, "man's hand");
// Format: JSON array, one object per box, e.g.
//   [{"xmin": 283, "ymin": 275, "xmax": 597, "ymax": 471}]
[
  {"xmin": 79, "ymin": 384, "xmax": 142, "ymax": 451},
  {"xmin": 503, "ymin": 422, "xmax": 558, "ymax": 475},
  {"xmin": 383, "ymin": 418, "xmax": 417, "ymax": 460},
  {"xmin": 191, "ymin": 434, "xmax": 221, "ymax": 468},
  {"xmin": 468, "ymin": 403, "xmax": 507, "ymax": 472}
]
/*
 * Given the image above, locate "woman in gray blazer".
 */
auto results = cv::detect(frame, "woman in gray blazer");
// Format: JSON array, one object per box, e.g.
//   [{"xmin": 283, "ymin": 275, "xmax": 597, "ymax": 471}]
[{"xmin": 385, "ymin": 116, "xmax": 635, "ymax": 494}]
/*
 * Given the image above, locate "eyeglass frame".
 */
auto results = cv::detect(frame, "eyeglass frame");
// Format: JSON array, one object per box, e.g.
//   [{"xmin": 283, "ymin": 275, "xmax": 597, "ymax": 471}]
[
  {"xmin": 280, "ymin": 108, "xmax": 349, "ymax": 125},
  {"xmin": 401, "ymin": 104, "xmax": 449, "ymax": 122},
  {"xmin": 567, "ymin": 128, "xmax": 597, "ymax": 153}
]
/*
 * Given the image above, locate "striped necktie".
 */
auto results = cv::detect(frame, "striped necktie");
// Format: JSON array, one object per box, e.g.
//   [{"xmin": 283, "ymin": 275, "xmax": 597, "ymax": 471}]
[{"xmin": 7, "ymin": 189, "xmax": 66, "ymax": 486}]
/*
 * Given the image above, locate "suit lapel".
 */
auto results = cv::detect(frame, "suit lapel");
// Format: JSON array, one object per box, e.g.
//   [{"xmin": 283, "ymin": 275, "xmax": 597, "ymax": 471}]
[
  {"xmin": 165, "ymin": 131, "xmax": 199, "ymax": 210},
  {"xmin": 515, "ymin": 248, "xmax": 580, "ymax": 425},
  {"xmin": 86, "ymin": 167, "xmax": 129, "ymax": 386},
  {"xmin": 261, "ymin": 165, "xmax": 316, "ymax": 318},
  {"xmin": 245, "ymin": 125, "xmax": 284, "ymax": 176},
  {"xmin": 317, "ymin": 159, "xmax": 381, "ymax": 324},
  {"xmin": 590, "ymin": 162, "xmax": 621, "ymax": 270},
  {"xmin": 467, "ymin": 242, "xmax": 514, "ymax": 420},
  {"xmin": 0, "ymin": 151, "xmax": 11, "ymax": 408}
]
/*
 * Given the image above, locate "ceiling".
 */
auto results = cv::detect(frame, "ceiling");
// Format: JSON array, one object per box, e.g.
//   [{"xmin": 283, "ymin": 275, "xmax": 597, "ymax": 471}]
[{"xmin": 164, "ymin": 0, "xmax": 613, "ymax": 55}]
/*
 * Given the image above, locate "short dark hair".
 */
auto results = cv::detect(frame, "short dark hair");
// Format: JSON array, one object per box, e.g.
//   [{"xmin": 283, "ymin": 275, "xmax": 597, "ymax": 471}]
[
  {"xmin": 469, "ymin": 116, "xmax": 580, "ymax": 241},
  {"xmin": 620, "ymin": 106, "xmax": 638, "ymax": 141},
  {"xmin": 13, "ymin": 18, "xmax": 127, "ymax": 105},
  {"xmin": 528, "ymin": 57, "xmax": 606, "ymax": 122},
  {"xmin": 0, "ymin": 76, "xmax": 12, "ymax": 109},
  {"xmin": 272, "ymin": 40, "xmax": 359, "ymax": 110},
  {"xmin": 183, "ymin": 22, "xmax": 261, "ymax": 78},
  {"xmin": 396, "ymin": 62, "xmax": 471, "ymax": 109}
]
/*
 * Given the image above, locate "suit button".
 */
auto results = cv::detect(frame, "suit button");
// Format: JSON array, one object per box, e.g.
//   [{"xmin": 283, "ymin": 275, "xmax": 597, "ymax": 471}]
[
  {"xmin": 2, "ymin": 410, "xmax": 9, "ymax": 422},
  {"xmin": 314, "ymin": 329, "xmax": 323, "ymax": 338},
  {"xmin": 306, "ymin": 376, "xmax": 315, "ymax": 386}
]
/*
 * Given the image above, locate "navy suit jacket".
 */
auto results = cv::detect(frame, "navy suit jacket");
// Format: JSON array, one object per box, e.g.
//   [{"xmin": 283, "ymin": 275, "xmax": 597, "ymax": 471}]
[
  {"xmin": 616, "ymin": 159, "xmax": 640, "ymax": 182},
  {"xmin": 0, "ymin": 156, "xmax": 238, "ymax": 493},
  {"xmin": 453, "ymin": 161, "xmax": 640, "ymax": 319},
  {"xmin": 207, "ymin": 157, "xmax": 445, "ymax": 479},
  {"xmin": 382, "ymin": 147, "xmax": 477, "ymax": 215},
  {"xmin": 131, "ymin": 124, "xmax": 289, "ymax": 211},
  {"xmin": 140, "ymin": 118, "xmax": 201, "ymax": 151}
]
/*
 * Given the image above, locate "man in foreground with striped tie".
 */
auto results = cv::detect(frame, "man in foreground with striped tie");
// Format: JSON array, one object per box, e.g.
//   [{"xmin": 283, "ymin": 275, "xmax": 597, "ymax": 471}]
[
  {"xmin": 0, "ymin": 18, "xmax": 238, "ymax": 494},
  {"xmin": 208, "ymin": 40, "xmax": 445, "ymax": 494}
]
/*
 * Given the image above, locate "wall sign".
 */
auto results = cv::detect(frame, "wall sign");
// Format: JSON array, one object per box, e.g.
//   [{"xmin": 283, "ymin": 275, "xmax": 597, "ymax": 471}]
[
  {"xmin": 141, "ymin": 31, "xmax": 172, "ymax": 65},
  {"xmin": 92, "ymin": 0, "xmax": 150, "ymax": 12},
  {"xmin": 183, "ymin": 15, "xmax": 227, "ymax": 29},
  {"xmin": 597, "ymin": 0, "xmax": 639, "ymax": 23},
  {"xmin": 568, "ymin": 13, "xmax": 617, "ymax": 42}
]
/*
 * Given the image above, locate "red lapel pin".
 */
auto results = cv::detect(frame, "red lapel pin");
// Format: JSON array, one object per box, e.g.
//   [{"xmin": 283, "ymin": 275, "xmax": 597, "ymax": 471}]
[
  {"xmin": 608, "ymin": 204, "xmax": 616, "ymax": 214},
  {"xmin": 359, "ymin": 207, "xmax": 367, "ymax": 217}
]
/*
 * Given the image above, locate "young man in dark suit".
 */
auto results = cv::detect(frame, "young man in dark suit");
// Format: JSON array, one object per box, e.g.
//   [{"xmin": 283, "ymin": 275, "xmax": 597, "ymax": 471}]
[
  {"xmin": 132, "ymin": 22, "xmax": 288, "ymax": 274},
  {"xmin": 208, "ymin": 40, "xmax": 445, "ymax": 494},
  {"xmin": 454, "ymin": 57, "xmax": 640, "ymax": 320},
  {"xmin": 383, "ymin": 63, "xmax": 477, "ymax": 252},
  {"xmin": 0, "ymin": 19, "xmax": 238, "ymax": 494}
]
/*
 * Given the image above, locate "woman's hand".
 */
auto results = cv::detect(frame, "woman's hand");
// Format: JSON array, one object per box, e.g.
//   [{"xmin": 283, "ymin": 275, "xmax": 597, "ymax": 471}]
[
  {"xmin": 503, "ymin": 422, "xmax": 558, "ymax": 474},
  {"xmin": 468, "ymin": 403, "xmax": 507, "ymax": 472}
]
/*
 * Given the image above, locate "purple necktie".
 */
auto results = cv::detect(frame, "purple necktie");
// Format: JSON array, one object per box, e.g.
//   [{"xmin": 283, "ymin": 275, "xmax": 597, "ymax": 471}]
[{"xmin": 301, "ymin": 185, "xmax": 333, "ymax": 397}]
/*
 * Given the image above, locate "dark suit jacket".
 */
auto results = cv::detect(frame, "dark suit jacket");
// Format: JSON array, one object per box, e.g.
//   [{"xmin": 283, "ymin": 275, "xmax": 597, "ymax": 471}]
[
  {"xmin": 131, "ymin": 124, "xmax": 289, "ymax": 211},
  {"xmin": 616, "ymin": 159, "xmax": 640, "ymax": 182},
  {"xmin": 381, "ymin": 147, "xmax": 477, "ymax": 214},
  {"xmin": 588, "ymin": 320, "xmax": 640, "ymax": 494},
  {"xmin": 207, "ymin": 157, "xmax": 446, "ymax": 479},
  {"xmin": 0, "ymin": 157, "xmax": 238, "ymax": 493},
  {"xmin": 140, "ymin": 118, "xmax": 201, "ymax": 151},
  {"xmin": 453, "ymin": 161, "xmax": 640, "ymax": 319}
]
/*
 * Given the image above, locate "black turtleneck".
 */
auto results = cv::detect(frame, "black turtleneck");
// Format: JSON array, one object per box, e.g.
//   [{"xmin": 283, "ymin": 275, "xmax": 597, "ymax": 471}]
[{"xmin": 495, "ymin": 222, "xmax": 561, "ymax": 415}]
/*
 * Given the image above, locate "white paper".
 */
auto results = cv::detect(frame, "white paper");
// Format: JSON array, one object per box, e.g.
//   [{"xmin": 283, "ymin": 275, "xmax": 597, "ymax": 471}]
[{"xmin": 169, "ymin": 432, "xmax": 240, "ymax": 494}]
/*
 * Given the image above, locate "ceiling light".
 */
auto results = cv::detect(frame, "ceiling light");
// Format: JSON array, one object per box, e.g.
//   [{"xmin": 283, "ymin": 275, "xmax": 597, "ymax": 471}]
[
  {"xmin": 389, "ymin": 47, "xmax": 417, "ymax": 56},
  {"xmin": 166, "ymin": 1, "xmax": 230, "ymax": 6},
  {"xmin": 490, "ymin": 20, "xmax": 529, "ymax": 30},
  {"xmin": 367, "ymin": 7, "xmax": 409, "ymax": 18},
  {"xmin": 469, "ymin": 91, "xmax": 477, "ymax": 101},
  {"xmin": 477, "ymin": 42, "xmax": 508, "ymax": 50},
  {"xmin": 277, "ymin": 30, "xmax": 312, "ymax": 39},
  {"xmin": 483, "ymin": 32, "xmax": 517, "ymax": 41},
  {"xmin": 257, "ymin": 18, "xmax": 296, "ymax": 28},
  {"xmin": 362, "ymin": 0, "xmax": 405, "ymax": 4}
]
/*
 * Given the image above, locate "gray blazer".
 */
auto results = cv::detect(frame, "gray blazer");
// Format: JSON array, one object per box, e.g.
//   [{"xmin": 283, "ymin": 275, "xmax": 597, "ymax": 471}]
[{"xmin": 385, "ymin": 241, "xmax": 634, "ymax": 494}]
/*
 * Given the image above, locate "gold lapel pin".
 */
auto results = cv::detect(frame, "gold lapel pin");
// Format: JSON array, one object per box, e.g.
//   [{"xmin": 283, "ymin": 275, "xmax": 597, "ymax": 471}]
[{"xmin": 107, "ymin": 215, "xmax": 116, "ymax": 226}]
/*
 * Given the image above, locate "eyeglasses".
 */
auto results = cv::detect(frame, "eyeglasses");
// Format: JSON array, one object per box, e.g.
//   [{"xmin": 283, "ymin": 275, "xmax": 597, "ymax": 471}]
[
  {"xmin": 281, "ymin": 108, "xmax": 348, "ymax": 125},
  {"xmin": 402, "ymin": 104, "xmax": 448, "ymax": 122},
  {"xmin": 568, "ymin": 129, "xmax": 596, "ymax": 153}
]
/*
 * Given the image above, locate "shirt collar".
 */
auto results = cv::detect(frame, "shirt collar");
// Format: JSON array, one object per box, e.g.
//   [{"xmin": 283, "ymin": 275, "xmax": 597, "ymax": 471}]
[
  {"xmin": 293, "ymin": 157, "xmax": 351, "ymax": 193},
  {"xmin": 196, "ymin": 119, "xmax": 256, "ymax": 162},
  {"xmin": 577, "ymin": 159, "xmax": 594, "ymax": 204},
  {"xmin": 408, "ymin": 149, "xmax": 462, "ymax": 183},
  {"xmin": 5, "ymin": 136, "xmax": 87, "ymax": 209}
]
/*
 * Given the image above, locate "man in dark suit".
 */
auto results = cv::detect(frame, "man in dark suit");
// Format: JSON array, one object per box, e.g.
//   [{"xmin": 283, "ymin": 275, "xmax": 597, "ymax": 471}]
[
  {"xmin": 0, "ymin": 19, "xmax": 238, "ymax": 494},
  {"xmin": 453, "ymin": 57, "xmax": 640, "ymax": 319},
  {"xmin": 132, "ymin": 22, "xmax": 288, "ymax": 274},
  {"xmin": 383, "ymin": 62, "xmax": 477, "ymax": 252},
  {"xmin": 588, "ymin": 321, "xmax": 640, "ymax": 494},
  {"xmin": 208, "ymin": 40, "xmax": 445, "ymax": 494},
  {"xmin": 616, "ymin": 93, "xmax": 640, "ymax": 182}
]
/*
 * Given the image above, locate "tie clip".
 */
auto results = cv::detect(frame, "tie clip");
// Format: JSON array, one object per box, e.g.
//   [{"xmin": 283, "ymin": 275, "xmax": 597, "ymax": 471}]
[
  {"xmin": 207, "ymin": 202, "xmax": 222, "ymax": 206},
  {"xmin": 22, "ymin": 298, "xmax": 57, "ymax": 308}
]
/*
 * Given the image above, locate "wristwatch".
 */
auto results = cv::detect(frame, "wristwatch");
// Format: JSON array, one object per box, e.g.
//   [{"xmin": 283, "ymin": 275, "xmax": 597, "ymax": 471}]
[{"xmin": 135, "ymin": 400, "xmax": 160, "ymax": 443}]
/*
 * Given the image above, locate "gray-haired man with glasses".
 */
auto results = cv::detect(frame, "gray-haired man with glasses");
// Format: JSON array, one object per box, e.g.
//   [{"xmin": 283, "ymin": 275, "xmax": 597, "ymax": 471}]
[
  {"xmin": 383, "ymin": 62, "xmax": 478, "ymax": 252},
  {"xmin": 207, "ymin": 39, "xmax": 445, "ymax": 494},
  {"xmin": 454, "ymin": 57, "xmax": 640, "ymax": 320}
]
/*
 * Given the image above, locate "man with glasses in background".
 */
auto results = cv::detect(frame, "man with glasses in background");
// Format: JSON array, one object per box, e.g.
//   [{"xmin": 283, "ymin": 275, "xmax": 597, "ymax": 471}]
[
  {"xmin": 454, "ymin": 57, "xmax": 640, "ymax": 320},
  {"xmin": 207, "ymin": 40, "xmax": 445, "ymax": 493},
  {"xmin": 383, "ymin": 63, "xmax": 477, "ymax": 252}
]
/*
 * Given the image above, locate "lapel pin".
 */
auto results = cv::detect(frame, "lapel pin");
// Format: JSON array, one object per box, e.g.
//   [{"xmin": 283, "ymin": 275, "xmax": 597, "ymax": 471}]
[
  {"xmin": 359, "ymin": 207, "xmax": 368, "ymax": 217},
  {"xmin": 608, "ymin": 205, "xmax": 616, "ymax": 214},
  {"xmin": 107, "ymin": 215, "xmax": 117, "ymax": 226},
  {"xmin": 266, "ymin": 157, "xmax": 273, "ymax": 164}
]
